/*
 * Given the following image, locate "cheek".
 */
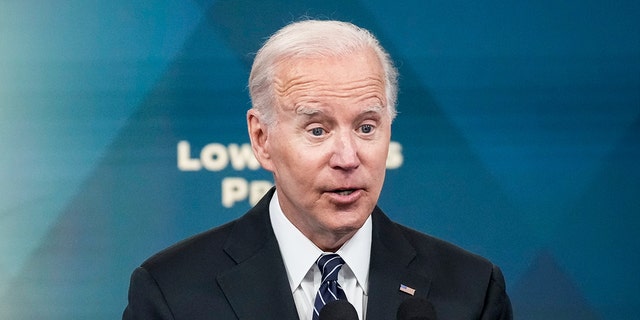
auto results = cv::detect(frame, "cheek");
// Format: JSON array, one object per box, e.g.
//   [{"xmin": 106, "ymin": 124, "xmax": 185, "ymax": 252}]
[
  {"xmin": 270, "ymin": 140, "xmax": 313, "ymax": 178},
  {"xmin": 362, "ymin": 142, "xmax": 390, "ymax": 166}
]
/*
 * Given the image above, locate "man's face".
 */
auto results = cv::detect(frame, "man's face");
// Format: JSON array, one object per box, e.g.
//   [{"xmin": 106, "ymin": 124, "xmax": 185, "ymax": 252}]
[{"xmin": 249, "ymin": 48, "xmax": 391, "ymax": 249}]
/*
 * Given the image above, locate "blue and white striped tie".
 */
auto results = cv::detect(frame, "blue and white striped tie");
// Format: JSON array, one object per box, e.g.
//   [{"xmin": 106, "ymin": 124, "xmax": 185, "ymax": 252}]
[{"xmin": 312, "ymin": 253, "xmax": 348, "ymax": 320}]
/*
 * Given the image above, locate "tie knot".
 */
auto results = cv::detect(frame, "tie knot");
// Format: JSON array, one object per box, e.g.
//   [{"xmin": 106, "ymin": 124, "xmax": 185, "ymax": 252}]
[{"xmin": 316, "ymin": 253, "xmax": 345, "ymax": 283}]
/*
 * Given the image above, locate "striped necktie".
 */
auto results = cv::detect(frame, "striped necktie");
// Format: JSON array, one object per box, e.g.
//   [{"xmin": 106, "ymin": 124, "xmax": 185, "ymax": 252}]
[{"xmin": 312, "ymin": 253, "xmax": 348, "ymax": 320}]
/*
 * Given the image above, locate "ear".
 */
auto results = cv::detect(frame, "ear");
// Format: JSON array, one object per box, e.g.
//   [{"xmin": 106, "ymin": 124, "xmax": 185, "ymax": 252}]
[{"xmin": 247, "ymin": 109, "xmax": 275, "ymax": 172}]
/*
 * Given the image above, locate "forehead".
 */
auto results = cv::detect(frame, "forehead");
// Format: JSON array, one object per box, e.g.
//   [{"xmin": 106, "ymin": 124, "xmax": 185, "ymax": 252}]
[{"xmin": 273, "ymin": 49, "xmax": 386, "ymax": 105}]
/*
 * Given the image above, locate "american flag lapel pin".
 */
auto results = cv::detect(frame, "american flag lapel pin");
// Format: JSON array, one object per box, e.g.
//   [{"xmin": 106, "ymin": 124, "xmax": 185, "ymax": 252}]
[{"xmin": 399, "ymin": 284, "xmax": 416, "ymax": 296}]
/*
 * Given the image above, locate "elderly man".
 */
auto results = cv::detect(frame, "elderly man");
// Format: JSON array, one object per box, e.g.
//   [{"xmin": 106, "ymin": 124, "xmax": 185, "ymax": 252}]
[{"xmin": 123, "ymin": 20, "xmax": 512, "ymax": 320}]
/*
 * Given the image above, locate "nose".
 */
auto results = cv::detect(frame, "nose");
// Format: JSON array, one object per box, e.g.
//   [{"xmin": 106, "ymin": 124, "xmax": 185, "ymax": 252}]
[{"xmin": 329, "ymin": 131, "xmax": 360, "ymax": 170}]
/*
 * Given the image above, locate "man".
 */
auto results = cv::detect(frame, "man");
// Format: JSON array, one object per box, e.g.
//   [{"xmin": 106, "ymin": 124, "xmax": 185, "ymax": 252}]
[{"xmin": 123, "ymin": 20, "xmax": 512, "ymax": 320}]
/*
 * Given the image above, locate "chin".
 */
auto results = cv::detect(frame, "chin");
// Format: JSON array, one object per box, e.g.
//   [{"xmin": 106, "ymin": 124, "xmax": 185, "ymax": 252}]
[{"xmin": 330, "ymin": 215, "xmax": 368, "ymax": 232}]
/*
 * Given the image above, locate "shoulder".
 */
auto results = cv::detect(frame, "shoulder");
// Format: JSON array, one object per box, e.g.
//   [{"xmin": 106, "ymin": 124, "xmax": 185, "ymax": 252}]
[
  {"xmin": 373, "ymin": 208, "xmax": 494, "ymax": 274},
  {"xmin": 141, "ymin": 188, "xmax": 276, "ymax": 278},
  {"xmin": 395, "ymin": 222, "xmax": 493, "ymax": 269},
  {"xmin": 373, "ymin": 208, "xmax": 499, "ymax": 290},
  {"xmin": 141, "ymin": 219, "xmax": 238, "ymax": 280},
  {"xmin": 393, "ymin": 221, "xmax": 500, "ymax": 288}
]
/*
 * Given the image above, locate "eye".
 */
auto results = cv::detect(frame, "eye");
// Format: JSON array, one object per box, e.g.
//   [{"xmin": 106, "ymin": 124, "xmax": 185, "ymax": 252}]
[
  {"xmin": 310, "ymin": 127, "xmax": 325, "ymax": 136},
  {"xmin": 360, "ymin": 124, "xmax": 374, "ymax": 134}
]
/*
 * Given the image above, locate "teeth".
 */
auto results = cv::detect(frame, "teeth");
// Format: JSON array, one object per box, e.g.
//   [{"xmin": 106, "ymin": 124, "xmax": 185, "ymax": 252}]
[{"xmin": 336, "ymin": 190, "xmax": 354, "ymax": 196}]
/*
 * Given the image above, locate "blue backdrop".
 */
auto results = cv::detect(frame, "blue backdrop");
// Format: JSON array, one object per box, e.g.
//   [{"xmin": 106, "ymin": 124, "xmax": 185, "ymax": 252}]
[{"xmin": 1, "ymin": 1, "xmax": 639, "ymax": 319}]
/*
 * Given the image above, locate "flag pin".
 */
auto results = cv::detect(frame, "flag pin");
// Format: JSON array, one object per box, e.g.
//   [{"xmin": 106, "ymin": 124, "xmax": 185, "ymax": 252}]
[{"xmin": 399, "ymin": 284, "xmax": 416, "ymax": 296}]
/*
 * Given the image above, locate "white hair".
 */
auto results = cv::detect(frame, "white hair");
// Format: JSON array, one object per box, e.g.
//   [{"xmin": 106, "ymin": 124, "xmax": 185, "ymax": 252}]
[{"xmin": 248, "ymin": 19, "xmax": 399, "ymax": 126}]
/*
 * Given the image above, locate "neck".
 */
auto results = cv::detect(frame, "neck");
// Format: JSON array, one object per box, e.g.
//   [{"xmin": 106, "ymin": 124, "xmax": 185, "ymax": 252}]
[{"xmin": 307, "ymin": 229, "xmax": 357, "ymax": 252}]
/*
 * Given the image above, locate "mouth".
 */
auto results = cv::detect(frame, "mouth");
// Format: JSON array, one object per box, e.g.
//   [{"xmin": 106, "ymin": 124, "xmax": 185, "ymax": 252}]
[
  {"xmin": 327, "ymin": 188, "xmax": 364, "ymax": 204},
  {"xmin": 333, "ymin": 189, "xmax": 356, "ymax": 196}
]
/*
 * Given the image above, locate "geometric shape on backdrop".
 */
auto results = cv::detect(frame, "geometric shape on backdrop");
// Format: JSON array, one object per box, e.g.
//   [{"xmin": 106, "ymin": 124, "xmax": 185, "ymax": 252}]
[
  {"xmin": 549, "ymin": 115, "xmax": 640, "ymax": 320},
  {"xmin": 510, "ymin": 249, "xmax": 601, "ymax": 320}
]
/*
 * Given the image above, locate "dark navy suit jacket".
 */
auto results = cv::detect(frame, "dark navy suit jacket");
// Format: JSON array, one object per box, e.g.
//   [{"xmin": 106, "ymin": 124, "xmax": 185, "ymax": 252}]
[{"xmin": 123, "ymin": 188, "xmax": 512, "ymax": 319}]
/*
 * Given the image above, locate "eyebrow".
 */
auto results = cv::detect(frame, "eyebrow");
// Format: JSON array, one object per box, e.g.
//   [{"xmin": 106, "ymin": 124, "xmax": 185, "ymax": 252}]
[
  {"xmin": 295, "ymin": 105, "xmax": 321, "ymax": 116},
  {"xmin": 362, "ymin": 105, "xmax": 384, "ymax": 114},
  {"xmin": 295, "ymin": 104, "xmax": 385, "ymax": 116}
]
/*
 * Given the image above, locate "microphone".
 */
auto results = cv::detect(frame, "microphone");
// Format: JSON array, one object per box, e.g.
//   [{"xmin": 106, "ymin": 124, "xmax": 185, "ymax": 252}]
[
  {"xmin": 396, "ymin": 297, "xmax": 437, "ymax": 320},
  {"xmin": 318, "ymin": 300, "xmax": 359, "ymax": 320}
]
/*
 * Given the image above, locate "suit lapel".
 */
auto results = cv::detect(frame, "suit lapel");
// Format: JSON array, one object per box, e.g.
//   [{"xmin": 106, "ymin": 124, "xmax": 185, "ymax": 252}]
[
  {"xmin": 216, "ymin": 189, "xmax": 299, "ymax": 320},
  {"xmin": 366, "ymin": 208, "xmax": 432, "ymax": 320}
]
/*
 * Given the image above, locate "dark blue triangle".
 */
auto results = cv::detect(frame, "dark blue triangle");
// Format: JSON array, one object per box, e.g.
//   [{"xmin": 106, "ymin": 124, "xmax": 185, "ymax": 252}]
[{"xmin": 510, "ymin": 249, "xmax": 601, "ymax": 319}]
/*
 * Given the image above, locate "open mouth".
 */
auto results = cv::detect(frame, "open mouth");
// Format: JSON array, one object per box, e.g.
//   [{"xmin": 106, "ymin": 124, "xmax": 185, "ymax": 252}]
[{"xmin": 333, "ymin": 189, "xmax": 356, "ymax": 196}]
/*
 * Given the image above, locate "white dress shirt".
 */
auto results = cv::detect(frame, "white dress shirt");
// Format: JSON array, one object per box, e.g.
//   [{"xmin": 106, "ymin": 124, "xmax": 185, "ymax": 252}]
[{"xmin": 269, "ymin": 190, "xmax": 372, "ymax": 320}]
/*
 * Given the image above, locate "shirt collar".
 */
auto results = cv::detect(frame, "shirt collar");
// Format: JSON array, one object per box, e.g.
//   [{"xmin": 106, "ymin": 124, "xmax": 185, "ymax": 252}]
[
  {"xmin": 336, "ymin": 215, "xmax": 371, "ymax": 294},
  {"xmin": 269, "ymin": 190, "xmax": 372, "ymax": 293}
]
